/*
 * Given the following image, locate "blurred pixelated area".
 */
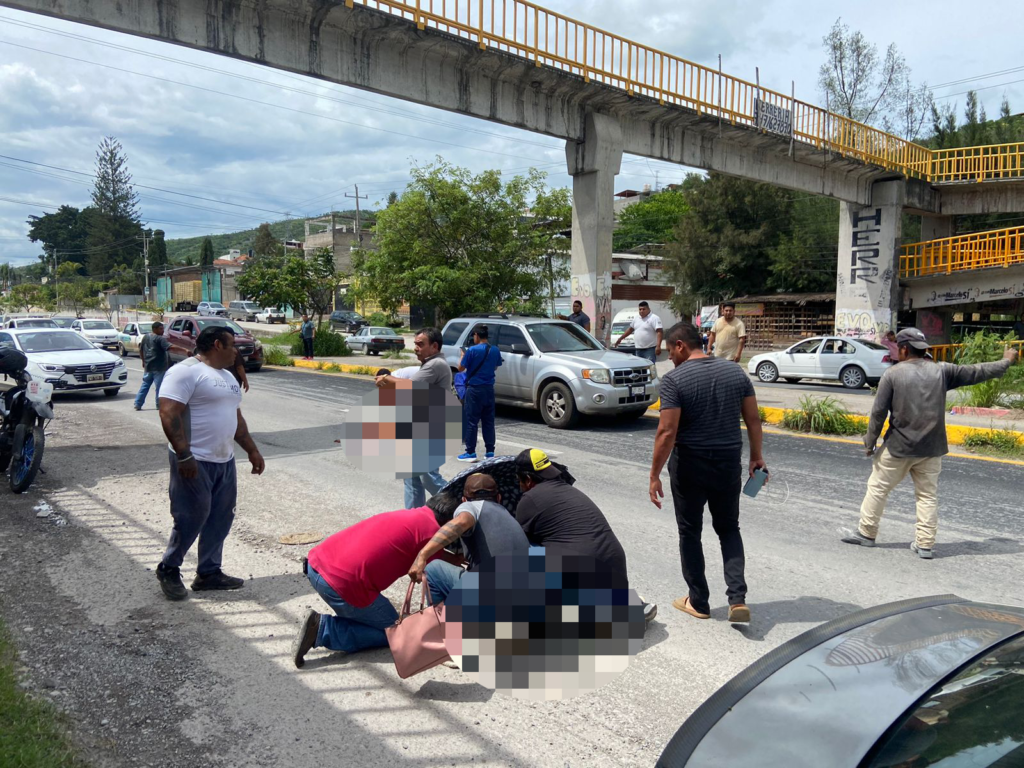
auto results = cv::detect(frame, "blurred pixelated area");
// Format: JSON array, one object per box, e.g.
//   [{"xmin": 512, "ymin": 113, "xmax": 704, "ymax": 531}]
[
  {"xmin": 444, "ymin": 549, "xmax": 645, "ymax": 700},
  {"xmin": 342, "ymin": 382, "xmax": 461, "ymax": 479}
]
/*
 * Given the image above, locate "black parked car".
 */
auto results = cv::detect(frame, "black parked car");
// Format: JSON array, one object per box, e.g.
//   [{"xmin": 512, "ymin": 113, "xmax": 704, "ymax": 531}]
[
  {"xmin": 659, "ymin": 595, "xmax": 1024, "ymax": 768},
  {"xmin": 329, "ymin": 310, "xmax": 368, "ymax": 334}
]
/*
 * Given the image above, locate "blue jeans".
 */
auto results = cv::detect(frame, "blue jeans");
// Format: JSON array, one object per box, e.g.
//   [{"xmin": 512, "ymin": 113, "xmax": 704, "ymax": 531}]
[
  {"xmin": 134, "ymin": 370, "xmax": 165, "ymax": 409},
  {"xmin": 404, "ymin": 470, "xmax": 446, "ymax": 508},
  {"xmin": 635, "ymin": 347, "xmax": 658, "ymax": 362},
  {"xmin": 307, "ymin": 566, "xmax": 399, "ymax": 653},
  {"xmin": 462, "ymin": 386, "xmax": 496, "ymax": 454},
  {"xmin": 424, "ymin": 560, "xmax": 463, "ymax": 605}
]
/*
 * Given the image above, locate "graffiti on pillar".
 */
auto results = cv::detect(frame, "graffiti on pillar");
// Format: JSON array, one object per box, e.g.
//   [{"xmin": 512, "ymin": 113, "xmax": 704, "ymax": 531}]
[
  {"xmin": 836, "ymin": 201, "xmax": 898, "ymax": 341},
  {"xmin": 571, "ymin": 271, "xmax": 612, "ymax": 344}
]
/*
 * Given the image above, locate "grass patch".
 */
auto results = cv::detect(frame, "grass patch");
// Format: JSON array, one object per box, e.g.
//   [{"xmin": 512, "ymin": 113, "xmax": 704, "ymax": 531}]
[
  {"xmin": 322, "ymin": 363, "xmax": 342, "ymax": 373},
  {"xmin": 0, "ymin": 618, "xmax": 86, "ymax": 767},
  {"xmin": 344, "ymin": 365, "xmax": 381, "ymax": 376},
  {"xmin": 961, "ymin": 428, "xmax": 1024, "ymax": 457},
  {"xmin": 758, "ymin": 406, "xmax": 769, "ymax": 424},
  {"xmin": 263, "ymin": 346, "xmax": 294, "ymax": 366},
  {"xmin": 781, "ymin": 395, "xmax": 864, "ymax": 436},
  {"xmin": 381, "ymin": 348, "xmax": 411, "ymax": 361}
]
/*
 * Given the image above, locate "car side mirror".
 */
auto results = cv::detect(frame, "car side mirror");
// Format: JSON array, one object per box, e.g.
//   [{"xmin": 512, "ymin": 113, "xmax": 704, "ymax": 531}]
[{"xmin": 510, "ymin": 343, "xmax": 532, "ymax": 356}]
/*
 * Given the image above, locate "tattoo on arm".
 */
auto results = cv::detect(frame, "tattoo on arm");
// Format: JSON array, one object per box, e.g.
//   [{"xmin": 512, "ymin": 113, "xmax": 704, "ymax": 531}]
[
  {"xmin": 160, "ymin": 408, "xmax": 190, "ymax": 456},
  {"xmin": 417, "ymin": 514, "xmax": 476, "ymax": 563}
]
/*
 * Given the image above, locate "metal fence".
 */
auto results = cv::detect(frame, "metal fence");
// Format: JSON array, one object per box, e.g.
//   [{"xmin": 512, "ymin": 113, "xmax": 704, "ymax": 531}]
[
  {"xmin": 900, "ymin": 226, "xmax": 1024, "ymax": 277},
  {"xmin": 347, "ymin": 0, "xmax": 1023, "ymax": 183}
]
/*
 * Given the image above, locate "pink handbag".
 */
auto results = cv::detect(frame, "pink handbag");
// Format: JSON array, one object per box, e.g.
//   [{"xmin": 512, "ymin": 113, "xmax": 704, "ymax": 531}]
[{"xmin": 386, "ymin": 576, "xmax": 451, "ymax": 679}]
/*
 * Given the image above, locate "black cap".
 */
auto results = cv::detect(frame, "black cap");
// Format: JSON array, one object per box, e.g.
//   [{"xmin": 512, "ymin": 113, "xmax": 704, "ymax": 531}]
[
  {"xmin": 514, "ymin": 448, "xmax": 563, "ymax": 480},
  {"xmin": 895, "ymin": 327, "xmax": 930, "ymax": 350}
]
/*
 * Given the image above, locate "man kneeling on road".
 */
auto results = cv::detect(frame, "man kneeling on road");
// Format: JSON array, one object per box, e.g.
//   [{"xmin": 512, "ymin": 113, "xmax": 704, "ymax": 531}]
[
  {"xmin": 292, "ymin": 504, "xmax": 463, "ymax": 668},
  {"xmin": 514, "ymin": 449, "xmax": 658, "ymax": 624},
  {"xmin": 407, "ymin": 474, "xmax": 531, "ymax": 604},
  {"xmin": 156, "ymin": 326, "xmax": 265, "ymax": 601}
]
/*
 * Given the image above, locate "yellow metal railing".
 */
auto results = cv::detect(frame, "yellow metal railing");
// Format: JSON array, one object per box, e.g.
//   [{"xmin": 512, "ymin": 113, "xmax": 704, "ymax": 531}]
[
  {"xmin": 900, "ymin": 226, "xmax": 1024, "ymax": 277},
  {"xmin": 930, "ymin": 340, "xmax": 1024, "ymax": 363},
  {"xmin": 346, "ymin": 0, "xmax": 1023, "ymax": 183}
]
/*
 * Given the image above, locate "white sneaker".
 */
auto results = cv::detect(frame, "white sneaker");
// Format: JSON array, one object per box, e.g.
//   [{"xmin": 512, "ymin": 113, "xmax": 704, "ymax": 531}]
[{"xmin": 910, "ymin": 543, "xmax": 934, "ymax": 560}]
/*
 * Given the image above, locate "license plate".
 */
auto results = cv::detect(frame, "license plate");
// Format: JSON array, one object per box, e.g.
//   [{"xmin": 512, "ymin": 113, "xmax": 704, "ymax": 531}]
[
  {"xmin": 629, "ymin": 385, "xmax": 646, "ymax": 397},
  {"xmin": 87, "ymin": 373, "xmax": 104, "ymax": 383}
]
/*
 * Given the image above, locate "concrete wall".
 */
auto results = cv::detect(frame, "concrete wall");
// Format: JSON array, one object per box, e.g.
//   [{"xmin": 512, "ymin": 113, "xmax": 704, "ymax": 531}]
[{"xmin": 903, "ymin": 264, "xmax": 1024, "ymax": 311}]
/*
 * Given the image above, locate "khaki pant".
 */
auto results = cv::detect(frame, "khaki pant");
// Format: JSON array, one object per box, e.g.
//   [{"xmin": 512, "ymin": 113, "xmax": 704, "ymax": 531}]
[{"xmin": 858, "ymin": 447, "xmax": 942, "ymax": 549}]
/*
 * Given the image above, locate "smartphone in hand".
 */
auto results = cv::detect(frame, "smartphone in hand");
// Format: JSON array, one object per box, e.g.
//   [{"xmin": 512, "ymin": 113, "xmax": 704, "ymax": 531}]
[{"xmin": 743, "ymin": 468, "xmax": 769, "ymax": 498}]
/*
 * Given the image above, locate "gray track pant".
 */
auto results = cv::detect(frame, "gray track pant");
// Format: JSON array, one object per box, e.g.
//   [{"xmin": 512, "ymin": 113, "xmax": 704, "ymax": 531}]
[{"xmin": 161, "ymin": 451, "xmax": 237, "ymax": 576}]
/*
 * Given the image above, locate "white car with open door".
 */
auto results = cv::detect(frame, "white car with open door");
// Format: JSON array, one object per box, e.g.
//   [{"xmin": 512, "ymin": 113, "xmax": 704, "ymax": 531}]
[
  {"xmin": 747, "ymin": 336, "xmax": 892, "ymax": 389},
  {"xmin": 0, "ymin": 329, "xmax": 127, "ymax": 397}
]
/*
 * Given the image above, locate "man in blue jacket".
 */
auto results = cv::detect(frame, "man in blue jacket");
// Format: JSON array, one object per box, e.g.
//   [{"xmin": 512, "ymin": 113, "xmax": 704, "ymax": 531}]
[{"xmin": 457, "ymin": 325, "xmax": 502, "ymax": 462}]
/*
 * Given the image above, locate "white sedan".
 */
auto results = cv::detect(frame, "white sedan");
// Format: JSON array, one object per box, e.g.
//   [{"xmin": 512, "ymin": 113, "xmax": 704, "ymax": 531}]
[
  {"xmin": 0, "ymin": 328, "xmax": 128, "ymax": 397},
  {"xmin": 747, "ymin": 336, "xmax": 892, "ymax": 389},
  {"xmin": 71, "ymin": 318, "xmax": 121, "ymax": 352}
]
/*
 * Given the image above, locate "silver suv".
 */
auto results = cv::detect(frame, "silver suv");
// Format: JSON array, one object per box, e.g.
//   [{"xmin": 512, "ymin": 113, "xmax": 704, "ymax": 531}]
[{"xmin": 440, "ymin": 315, "xmax": 659, "ymax": 429}]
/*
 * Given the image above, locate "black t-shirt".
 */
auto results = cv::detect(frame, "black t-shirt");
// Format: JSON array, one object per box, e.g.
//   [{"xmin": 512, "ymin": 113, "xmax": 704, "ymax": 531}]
[{"xmin": 515, "ymin": 480, "xmax": 628, "ymax": 589}]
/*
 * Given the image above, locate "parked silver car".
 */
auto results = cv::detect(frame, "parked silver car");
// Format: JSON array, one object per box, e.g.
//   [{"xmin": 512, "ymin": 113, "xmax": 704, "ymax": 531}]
[
  {"xmin": 440, "ymin": 315, "xmax": 659, "ymax": 429},
  {"xmin": 197, "ymin": 301, "xmax": 228, "ymax": 317}
]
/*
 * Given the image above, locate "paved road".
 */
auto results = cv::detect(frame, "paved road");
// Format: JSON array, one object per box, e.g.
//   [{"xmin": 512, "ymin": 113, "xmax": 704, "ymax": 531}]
[{"xmin": 2, "ymin": 363, "xmax": 1022, "ymax": 768}]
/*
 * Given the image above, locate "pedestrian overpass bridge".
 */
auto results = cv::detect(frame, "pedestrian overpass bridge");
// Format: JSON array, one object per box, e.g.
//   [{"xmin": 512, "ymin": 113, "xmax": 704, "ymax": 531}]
[{"xmin": 3, "ymin": 0, "xmax": 1023, "ymax": 341}]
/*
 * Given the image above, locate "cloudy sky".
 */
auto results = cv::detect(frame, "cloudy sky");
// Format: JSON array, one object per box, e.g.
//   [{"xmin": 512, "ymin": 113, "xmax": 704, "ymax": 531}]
[{"xmin": 1, "ymin": 0, "xmax": 1022, "ymax": 267}]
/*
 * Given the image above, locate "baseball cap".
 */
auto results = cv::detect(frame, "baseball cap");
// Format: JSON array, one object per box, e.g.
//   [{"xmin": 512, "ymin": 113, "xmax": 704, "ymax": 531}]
[
  {"xmin": 515, "ymin": 448, "xmax": 563, "ymax": 480},
  {"xmin": 463, "ymin": 473, "xmax": 499, "ymax": 500},
  {"xmin": 895, "ymin": 327, "xmax": 930, "ymax": 350}
]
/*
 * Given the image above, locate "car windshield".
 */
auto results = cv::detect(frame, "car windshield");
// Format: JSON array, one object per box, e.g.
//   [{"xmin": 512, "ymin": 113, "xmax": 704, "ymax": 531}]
[
  {"xmin": 17, "ymin": 331, "xmax": 97, "ymax": 353},
  {"xmin": 17, "ymin": 319, "xmax": 57, "ymax": 328},
  {"xmin": 196, "ymin": 319, "xmax": 245, "ymax": 334},
  {"xmin": 82, "ymin": 321, "xmax": 115, "ymax": 330},
  {"xmin": 51, "ymin": 317, "xmax": 76, "ymax": 327},
  {"xmin": 526, "ymin": 322, "xmax": 601, "ymax": 352},
  {"xmin": 208, "ymin": 303, "xmax": 226, "ymax": 309},
  {"xmin": 138, "ymin": 323, "xmax": 154, "ymax": 333},
  {"xmin": 858, "ymin": 340, "xmax": 888, "ymax": 350},
  {"xmin": 241, "ymin": 303, "xmax": 260, "ymax": 311},
  {"xmin": 369, "ymin": 327, "xmax": 397, "ymax": 336}
]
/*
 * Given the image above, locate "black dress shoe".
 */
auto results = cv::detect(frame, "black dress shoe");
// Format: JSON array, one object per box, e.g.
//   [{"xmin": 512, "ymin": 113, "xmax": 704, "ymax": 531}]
[{"xmin": 191, "ymin": 570, "xmax": 244, "ymax": 591}]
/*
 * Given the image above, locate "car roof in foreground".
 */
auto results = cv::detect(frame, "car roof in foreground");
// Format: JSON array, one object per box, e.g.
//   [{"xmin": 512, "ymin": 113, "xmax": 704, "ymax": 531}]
[
  {"xmin": 452, "ymin": 315, "xmax": 566, "ymax": 325},
  {"xmin": 658, "ymin": 595, "xmax": 1024, "ymax": 768},
  {"xmin": 9, "ymin": 328, "xmax": 79, "ymax": 336}
]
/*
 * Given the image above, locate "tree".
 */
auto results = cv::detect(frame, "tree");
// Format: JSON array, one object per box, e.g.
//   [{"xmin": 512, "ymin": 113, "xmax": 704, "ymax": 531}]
[
  {"xmin": 613, "ymin": 190, "xmax": 688, "ymax": 251},
  {"xmin": 60, "ymin": 281, "xmax": 101, "ymax": 318},
  {"xmin": 0, "ymin": 262, "xmax": 15, "ymax": 292},
  {"xmin": 4, "ymin": 284, "xmax": 51, "ymax": 314},
  {"xmin": 288, "ymin": 247, "xmax": 347, "ymax": 327},
  {"xmin": 663, "ymin": 174, "xmax": 793, "ymax": 309},
  {"xmin": 199, "ymin": 237, "xmax": 215, "ymax": 267},
  {"xmin": 251, "ymin": 223, "xmax": 281, "ymax": 259},
  {"xmin": 26, "ymin": 205, "xmax": 90, "ymax": 270},
  {"xmin": 386, "ymin": 191, "xmax": 399, "ymax": 207},
  {"xmin": 352, "ymin": 160, "xmax": 572, "ymax": 323},
  {"xmin": 86, "ymin": 137, "xmax": 143, "ymax": 275},
  {"xmin": 767, "ymin": 197, "xmax": 841, "ymax": 293},
  {"xmin": 150, "ymin": 229, "xmax": 168, "ymax": 271},
  {"xmin": 818, "ymin": 19, "xmax": 930, "ymax": 138},
  {"xmin": 236, "ymin": 253, "xmax": 299, "ymax": 315}
]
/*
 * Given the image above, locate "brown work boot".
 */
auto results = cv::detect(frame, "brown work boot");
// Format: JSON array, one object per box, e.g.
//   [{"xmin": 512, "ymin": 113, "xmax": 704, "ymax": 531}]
[
  {"xmin": 671, "ymin": 596, "xmax": 710, "ymax": 620},
  {"xmin": 728, "ymin": 604, "xmax": 751, "ymax": 623}
]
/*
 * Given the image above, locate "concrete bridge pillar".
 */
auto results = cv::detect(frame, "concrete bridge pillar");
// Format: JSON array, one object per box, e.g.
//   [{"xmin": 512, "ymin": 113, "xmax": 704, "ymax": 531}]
[
  {"xmin": 920, "ymin": 214, "xmax": 953, "ymax": 241},
  {"xmin": 565, "ymin": 112, "xmax": 622, "ymax": 345},
  {"xmin": 835, "ymin": 179, "xmax": 905, "ymax": 341}
]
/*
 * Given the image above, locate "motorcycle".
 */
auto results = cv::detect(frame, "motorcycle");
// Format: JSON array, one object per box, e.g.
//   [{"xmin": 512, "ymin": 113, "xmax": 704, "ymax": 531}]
[{"xmin": 0, "ymin": 350, "xmax": 54, "ymax": 494}]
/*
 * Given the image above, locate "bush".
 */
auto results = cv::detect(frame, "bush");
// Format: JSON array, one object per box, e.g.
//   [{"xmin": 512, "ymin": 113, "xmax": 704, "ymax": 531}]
[
  {"xmin": 289, "ymin": 327, "xmax": 351, "ymax": 357},
  {"xmin": 781, "ymin": 396, "xmax": 863, "ymax": 436},
  {"xmin": 264, "ymin": 346, "xmax": 294, "ymax": 366},
  {"xmin": 954, "ymin": 331, "xmax": 1023, "ymax": 409},
  {"xmin": 323, "ymin": 363, "xmax": 342, "ymax": 373},
  {"xmin": 961, "ymin": 428, "xmax": 1023, "ymax": 455},
  {"xmin": 758, "ymin": 406, "xmax": 769, "ymax": 424}
]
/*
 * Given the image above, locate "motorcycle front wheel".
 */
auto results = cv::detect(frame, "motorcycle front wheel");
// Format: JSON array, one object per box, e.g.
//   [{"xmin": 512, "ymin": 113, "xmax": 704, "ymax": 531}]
[{"xmin": 10, "ymin": 420, "xmax": 44, "ymax": 493}]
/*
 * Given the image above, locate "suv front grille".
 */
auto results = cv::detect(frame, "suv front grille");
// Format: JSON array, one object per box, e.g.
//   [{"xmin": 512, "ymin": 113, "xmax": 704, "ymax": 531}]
[
  {"xmin": 612, "ymin": 367, "xmax": 653, "ymax": 387},
  {"xmin": 237, "ymin": 344, "xmax": 255, "ymax": 356},
  {"xmin": 65, "ymin": 362, "xmax": 116, "ymax": 382}
]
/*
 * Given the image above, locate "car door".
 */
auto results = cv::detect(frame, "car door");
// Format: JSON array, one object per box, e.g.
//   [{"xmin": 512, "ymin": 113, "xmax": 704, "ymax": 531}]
[
  {"xmin": 121, "ymin": 323, "xmax": 135, "ymax": 353},
  {"xmin": 780, "ymin": 338, "xmax": 823, "ymax": 377},
  {"xmin": 817, "ymin": 337, "xmax": 856, "ymax": 379},
  {"xmin": 494, "ymin": 324, "xmax": 533, "ymax": 400},
  {"xmin": 347, "ymin": 328, "xmax": 365, "ymax": 352},
  {"xmin": 166, "ymin": 318, "xmax": 188, "ymax": 361}
]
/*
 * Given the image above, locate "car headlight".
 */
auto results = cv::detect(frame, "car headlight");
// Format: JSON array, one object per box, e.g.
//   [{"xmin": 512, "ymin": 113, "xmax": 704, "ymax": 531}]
[
  {"xmin": 254, "ymin": 339, "xmax": 263, "ymax": 350},
  {"xmin": 649, "ymin": 365, "xmax": 659, "ymax": 379},
  {"xmin": 582, "ymin": 368, "xmax": 611, "ymax": 384},
  {"xmin": 114, "ymin": 360, "xmax": 126, "ymax": 367},
  {"xmin": 39, "ymin": 363, "xmax": 65, "ymax": 373}
]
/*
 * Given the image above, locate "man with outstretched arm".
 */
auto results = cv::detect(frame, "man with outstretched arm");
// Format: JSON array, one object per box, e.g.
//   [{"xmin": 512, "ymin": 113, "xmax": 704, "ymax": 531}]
[
  {"xmin": 156, "ymin": 325, "xmax": 265, "ymax": 601},
  {"xmin": 649, "ymin": 322, "xmax": 766, "ymax": 624}
]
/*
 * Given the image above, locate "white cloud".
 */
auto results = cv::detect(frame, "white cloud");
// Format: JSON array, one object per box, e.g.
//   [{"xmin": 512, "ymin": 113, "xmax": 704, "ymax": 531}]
[{"xmin": 1, "ymin": 1, "xmax": 1022, "ymax": 267}]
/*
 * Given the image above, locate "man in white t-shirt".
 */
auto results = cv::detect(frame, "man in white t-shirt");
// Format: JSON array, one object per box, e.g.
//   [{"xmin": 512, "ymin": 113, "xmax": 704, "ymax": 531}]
[
  {"xmin": 613, "ymin": 301, "xmax": 663, "ymax": 362},
  {"xmin": 155, "ymin": 325, "xmax": 265, "ymax": 601},
  {"xmin": 709, "ymin": 302, "xmax": 747, "ymax": 363}
]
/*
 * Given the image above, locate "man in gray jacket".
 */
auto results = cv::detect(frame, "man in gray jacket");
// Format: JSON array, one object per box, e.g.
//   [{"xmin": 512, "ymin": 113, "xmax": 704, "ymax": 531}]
[{"xmin": 842, "ymin": 328, "xmax": 1018, "ymax": 558}]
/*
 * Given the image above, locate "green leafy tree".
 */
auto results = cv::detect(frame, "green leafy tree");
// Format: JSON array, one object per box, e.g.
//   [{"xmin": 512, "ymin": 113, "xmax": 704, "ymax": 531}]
[
  {"xmin": 0, "ymin": 262, "xmax": 14, "ymax": 292},
  {"xmin": 287, "ymin": 247, "xmax": 347, "ymax": 327},
  {"xmin": 386, "ymin": 191, "xmax": 399, "ymax": 207},
  {"xmin": 352, "ymin": 160, "xmax": 572, "ymax": 323},
  {"xmin": 613, "ymin": 190, "xmax": 688, "ymax": 251},
  {"xmin": 26, "ymin": 205, "xmax": 90, "ymax": 270},
  {"xmin": 86, "ymin": 136, "xmax": 143, "ymax": 275},
  {"xmin": 199, "ymin": 237, "xmax": 215, "ymax": 267},
  {"xmin": 150, "ymin": 229, "xmax": 168, "ymax": 271},
  {"xmin": 664, "ymin": 174, "xmax": 793, "ymax": 308},
  {"xmin": 767, "ymin": 197, "xmax": 841, "ymax": 292},
  {"xmin": 236, "ymin": 253, "xmax": 300, "ymax": 314},
  {"xmin": 5, "ymin": 283, "xmax": 52, "ymax": 314},
  {"xmin": 61, "ymin": 281, "xmax": 101, "ymax": 317},
  {"xmin": 251, "ymin": 223, "xmax": 281, "ymax": 259}
]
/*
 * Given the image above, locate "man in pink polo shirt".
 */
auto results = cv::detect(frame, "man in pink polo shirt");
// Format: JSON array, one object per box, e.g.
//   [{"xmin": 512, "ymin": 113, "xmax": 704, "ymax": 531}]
[{"xmin": 292, "ymin": 502, "xmax": 450, "ymax": 667}]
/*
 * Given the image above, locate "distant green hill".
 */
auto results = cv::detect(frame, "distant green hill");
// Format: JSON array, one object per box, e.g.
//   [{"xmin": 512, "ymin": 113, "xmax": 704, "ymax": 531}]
[{"xmin": 164, "ymin": 210, "xmax": 376, "ymax": 264}]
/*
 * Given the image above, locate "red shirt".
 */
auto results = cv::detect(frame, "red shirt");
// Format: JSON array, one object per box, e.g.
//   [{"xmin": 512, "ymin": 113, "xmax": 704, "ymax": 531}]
[{"xmin": 307, "ymin": 507, "xmax": 440, "ymax": 608}]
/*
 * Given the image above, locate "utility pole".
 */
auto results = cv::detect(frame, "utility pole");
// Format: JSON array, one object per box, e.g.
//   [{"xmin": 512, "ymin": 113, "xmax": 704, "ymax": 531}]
[
  {"xmin": 137, "ymin": 233, "xmax": 152, "ymax": 303},
  {"xmin": 345, "ymin": 185, "xmax": 369, "ymax": 247}
]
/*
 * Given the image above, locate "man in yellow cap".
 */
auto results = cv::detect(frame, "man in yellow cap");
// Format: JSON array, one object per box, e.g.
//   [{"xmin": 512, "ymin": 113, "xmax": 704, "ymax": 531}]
[{"xmin": 514, "ymin": 449, "xmax": 657, "ymax": 623}]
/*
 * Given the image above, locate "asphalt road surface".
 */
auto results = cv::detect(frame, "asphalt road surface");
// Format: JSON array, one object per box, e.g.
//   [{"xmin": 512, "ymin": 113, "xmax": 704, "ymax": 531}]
[{"xmin": 2, "ymin": 363, "xmax": 1021, "ymax": 768}]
